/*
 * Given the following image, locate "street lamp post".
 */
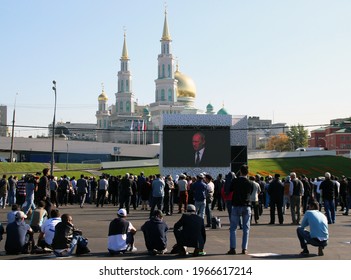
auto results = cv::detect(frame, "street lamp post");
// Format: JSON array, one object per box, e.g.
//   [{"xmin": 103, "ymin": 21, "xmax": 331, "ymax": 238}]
[
  {"xmin": 50, "ymin": 80, "xmax": 57, "ymax": 176},
  {"xmin": 66, "ymin": 142, "xmax": 69, "ymax": 170},
  {"xmin": 10, "ymin": 93, "xmax": 18, "ymax": 162}
]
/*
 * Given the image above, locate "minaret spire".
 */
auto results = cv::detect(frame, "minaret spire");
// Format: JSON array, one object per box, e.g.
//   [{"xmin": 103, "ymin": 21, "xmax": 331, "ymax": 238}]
[
  {"xmin": 162, "ymin": 8, "xmax": 171, "ymax": 41},
  {"xmin": 121, "ymin": 27, "xmax": 129, "ymax": 59}
]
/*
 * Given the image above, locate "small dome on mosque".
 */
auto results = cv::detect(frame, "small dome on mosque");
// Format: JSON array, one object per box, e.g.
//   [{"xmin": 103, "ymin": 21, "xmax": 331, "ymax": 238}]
[
  {"xmin": 174, "ymin": 67, "xmax": 196, "ymax": 99},
  {"xmin": 143, "ymin": 107, "xmax": 150, "ymax": 116},
  {"xmin": 217, "ymin": 107, "xmax": 229, "ymax": 115},
  {"xmin": 98, "ymin": 89, "xmax": 108, "ymax": 101},
  {"xmin": 206, "ymin": 103, "xmax": 213, "ymax": 111}
]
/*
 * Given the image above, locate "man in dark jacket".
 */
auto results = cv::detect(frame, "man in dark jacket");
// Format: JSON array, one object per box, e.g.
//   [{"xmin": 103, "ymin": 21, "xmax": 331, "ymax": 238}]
[
  {"xmin": 319, "ymin": 172, "xmax": 338, "ymax": 224},
  {"xmin": 267, "ymin": 174, "xmax": 284, "ymax": 224},
  {"xmin": 119, "ymin": 174, "xmax": 133, "ymax": 214},
  {"xmin": 141, "ymin": 209, "xmax": 169, "ymax": 255},
  {"xmin": 173, "ymin": 204, "xmax": 206, "ymax": 256},
  {"xmin": 52, "ymin": 213, "xmax": 89, "ymax": 257},
  {"xmin": 228, "ymin": 164, "xmax": 254, "ymax": 255}
]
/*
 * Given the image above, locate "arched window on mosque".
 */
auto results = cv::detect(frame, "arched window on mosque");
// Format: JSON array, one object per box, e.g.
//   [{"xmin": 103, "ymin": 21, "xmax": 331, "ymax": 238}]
[
  {"xmin": 121, "ymin": 80, "xmax": 124, "ymax": 92},
  {"xmin": 120, "ymin": 101, "xmax": 123, "ymax": 112},
  {"xmin": 162, "ymin": 64, "xmax": 165, "ymax": 78},
  {"xmin": 168, "ymin": 89, "xmax": 172, "ymax": 101},
  {"xmin": 161, "ymin": 89, "xmax": 165, "ymax": 101},
  {"xmin": 126, "ymin": 101, "xmax": 130, "ymax": 112},
  {"xmin": 156, "ymin": 89, "xmax": 159, "ymax": 101},
  {"xmin": 126, "ymin": 80, "xmax": 129, "ymax": 92},
  {"xmin": 168, "ymin": 64, "xmax": 171, "ymax": 78}
]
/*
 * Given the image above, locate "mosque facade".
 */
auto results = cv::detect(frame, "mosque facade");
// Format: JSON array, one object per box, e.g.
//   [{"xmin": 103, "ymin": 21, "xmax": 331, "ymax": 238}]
[{"xmin": 95, "ymin": 11, "xmax": 227, "ymax": 144}]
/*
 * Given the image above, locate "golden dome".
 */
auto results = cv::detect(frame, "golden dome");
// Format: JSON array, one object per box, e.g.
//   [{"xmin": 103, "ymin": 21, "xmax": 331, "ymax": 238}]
[
  {"xmin": 98, "ymin": 89, "xmax": 108, "ymax": 101},
  {"xmin": 174, "ymin": 69, "xmax": 196, "ymax": 98}
]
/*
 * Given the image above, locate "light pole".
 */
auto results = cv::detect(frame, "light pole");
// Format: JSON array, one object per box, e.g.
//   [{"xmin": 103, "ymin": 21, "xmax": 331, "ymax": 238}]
[
  {"xmin": 10, "ymin": 93, "xmax": 18, "ymax": 162},
  {"xmin": 66, "ymin": 142, "xmax": 69, "ymax": 170},
  {"xmin": 50, "ymin": 80, "xmax": 57, "ymax": 176}
]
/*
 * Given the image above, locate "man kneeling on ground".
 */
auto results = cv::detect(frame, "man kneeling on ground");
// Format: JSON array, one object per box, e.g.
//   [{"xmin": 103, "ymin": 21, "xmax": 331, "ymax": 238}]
[
  {"xmin": 297, "ymin": 200, "xmax": 328, "ymax": 256},
  {"xmin": 141, "ymin": 209, "xmax": 169, "ymax": 255},
  {"xmin": 172, "ymin": 204, "xmax": 206, "ymax": 256}
]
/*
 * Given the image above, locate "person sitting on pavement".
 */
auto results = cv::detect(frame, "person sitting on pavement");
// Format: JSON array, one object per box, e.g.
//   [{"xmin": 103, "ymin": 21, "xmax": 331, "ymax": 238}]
[
  {"xmin": 37, "ymin": 208, "xmax": 62, "ymax": 250},
  {"xmin": 297, "ymin": 200, "xmax": 329, "ymax": 256},
  {"xmin": 7, "ymin": 204, "xmax": 20, "ymax": 224},
  {"xmin": 108, "ymin": 208, "xmax": 137, "ymax": 255},
  {"xmin": 5, "ymin": 211, "xmax": 34, "ymax": 255},
  {"xmin": 141, "ymin": 209, "xmax": 169, "ymax": 255},
  {"xmin": 30, "ymin": 200, "xmax": 48, "ymax": 232},
  {"xmin": 172, "ymin": 204, "xmax": 206, "ymax": 256},
  {"xmin": 51, "ymin": 213, "xmax": 90, "ymax": 257}
]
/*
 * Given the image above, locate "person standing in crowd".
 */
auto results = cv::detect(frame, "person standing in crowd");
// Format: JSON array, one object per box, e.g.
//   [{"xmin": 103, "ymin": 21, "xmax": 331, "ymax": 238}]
[
  {"xmin": 319, "ymin": 172, "xmax": 338, "ymax": 224},
  {"xmin": 204, "ymin": 174, "xmax": 214, "ymax": 227},
  {"xmin": 282, "ymin": 176, "xmax": 291, "ymax": 214},
  {"xmin": 118, "ymin": 173, "xmax": 133, "ymax": 214},
  {"xmin": 108, "ymin": 208, "xmax": 137, "ymax": 255},
  {"xmin": 343, "ymin": 177, "xmax": 351, "ymax": 216},
  {"xmin": 23, "ymin": 174, "xmax": 36, "ymax": 216},
  {"xmin": 130, "ymin": 175, "xmax": 138, "ymax": 210},
  {"xmin": 301, "ymin": 175, "xmax": 312, "ymax": 214},
  {"xmin": 0, "ymin": 174, "xmax": 9, "ymax": 209},
  {"xmin": 37, "ymin": 168, "xmax": 50, "ymax": 203},
  {"xmin": 16, "ymin": 175, "xmax": 26, "ymax": 207},
  {"xmin": 89, "ymin": 177, "xmax": 97, "ymax": 204},
  {"xmin": 289, "ymin": 172, "xmax": 304, "ymax": 225},
  {"xmin": 249, "ymin": 176, "xmax": 261, "ymax": 224},
  {"xmin": 339, "ymin": 175, "xmax": 348, "ymax": 213},
  {"xmin": 163, "ymin": 175, "xmax": 174, "ymax": 216},
  {"xmin": 7, "ymin": 175, "xmax": 17, "ymax": 206},
  {"xmin": 268, "ymin": 174, "xmax": 284, "ymax": 225},
  {"xmin": 76, "ymin": 174, "xmax": 88, "ymax": 208},
  {"xmin": 297, "ymin": 200, "xmax": 328, "ymax": 256},
  {"xmin": 5, "ymin": 211, "xmax": 34, "ymax": 255},
  {"xmin": 191, "ymin": 173, "xmax": 208, "ymax": 220},
  {"xmin": 137, "ymin": 172, "xmax": 146, "ymax": 208},
  {"xmin": 58, "ymin": 175, "xmax": 70, "ymax": 206},
  {"xmin": 255, "ymin": 175, "xmax": 265, "ymax": 216},
  {"xmin": 38, "ymin": 208, "xmax": 61, "ymax": 250},
  {"xmin": 140, "ymin": 177, "xmax": 151, "ymax": 211},
  {"xmin": 96, "ymin": 174, "xmax": 109, "ymax": 208},
  {"xmin": 173, "ymin": 204, "xmax": 206, "ymax": 256},
  {"xmin": 177, "ymin": 174, "xmax": 188, "ymax": 213},
  {"xmin": 108, "ymin": 176, "xmax": 119, "ymax": 206},
  {"xmin": 212, "ymin": 173, "xmax": 225, "ymax": 211},
  {"xmin": 141, "ymin": 209, "xmax": 169, "ymax": 255},
  {"xmin": 149, "ymin": 174, "xmax": 165, "ymax": 217},
  {"xmin": 49, "ymin": 176, "xmax": 59, "ymax": 208},
  {"xmin": 222, "ymin": 172, "xmax": 236, "ymax": 223},
  {"xmin": 227, "ymin": 165, "xmax": 254, "ymax": 255}
]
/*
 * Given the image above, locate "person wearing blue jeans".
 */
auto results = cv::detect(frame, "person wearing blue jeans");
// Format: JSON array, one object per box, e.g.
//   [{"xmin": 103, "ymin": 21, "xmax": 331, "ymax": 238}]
[
  {"xmin": 297, "ymin": 200, "xmax": 328, "ymax": 256},
  {"xmin": 319, "ymin": 172, "xmax": 337, "ymax": 224},
  {"xmin": 227, "ymin": 165, "xmax": 254, "ymax": 255}
]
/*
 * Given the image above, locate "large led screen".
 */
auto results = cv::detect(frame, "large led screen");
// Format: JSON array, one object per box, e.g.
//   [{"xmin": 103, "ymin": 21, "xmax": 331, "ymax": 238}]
[{"xmin": 163, "ymin": 125, "xmax": 231, "ymax": 167}]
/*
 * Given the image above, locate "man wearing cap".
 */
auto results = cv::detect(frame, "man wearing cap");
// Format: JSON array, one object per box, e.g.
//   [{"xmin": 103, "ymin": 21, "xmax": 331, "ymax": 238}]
[
  {"xmin": 173, "ymin": 204, "xmax": 206, "ymax": 256},
  {"xmin": 141, "ymin": 209, "xmax": 169, "ymax": 255},
  {"xmin": 267, "ymin": 174, "xmax": 284, "ymax": 225},
  {"xmin": 108, "ymin": 208, "xmax": 137, "ymax": 255},
  {"xmin": 5, "ymin": 211, "xmax": 34, "ymax": 254}
]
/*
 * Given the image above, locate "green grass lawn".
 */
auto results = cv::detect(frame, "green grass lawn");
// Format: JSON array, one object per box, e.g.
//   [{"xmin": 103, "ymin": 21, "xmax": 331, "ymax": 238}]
[{"xmin": 1, "ymin": 156, "xmax": 351, "ymax": 178}]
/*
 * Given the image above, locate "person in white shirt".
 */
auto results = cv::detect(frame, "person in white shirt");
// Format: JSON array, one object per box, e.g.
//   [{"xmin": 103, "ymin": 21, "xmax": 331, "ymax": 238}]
[{"xmin": 38, "ymin": 209, "xmax": 61, "ymax": 249}]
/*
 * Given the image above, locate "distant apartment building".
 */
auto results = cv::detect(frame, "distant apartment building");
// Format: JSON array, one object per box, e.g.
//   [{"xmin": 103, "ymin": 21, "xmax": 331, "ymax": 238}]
[
  {"xmin": 309, "ymin": 117, "xmax": 351, "ymax": 155},
  {"xmin": 247, "ymin": 116, "xmax": 287, "ymax": 150},
  {"xmin": 0, "ymin": 105, "xmax": 7, "ymax": 137}
]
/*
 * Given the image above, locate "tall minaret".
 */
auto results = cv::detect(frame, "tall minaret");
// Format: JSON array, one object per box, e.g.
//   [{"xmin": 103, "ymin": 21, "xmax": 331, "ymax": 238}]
[
  {"xmin": 154, "ymin": 9, "xmax": 178, "ymax": 103},
  {"xmin": 96, "ymin": 83, "xmax": 110, "ymax": 141},
  {"xmin": 116, "ymin": 31, "xmax": 135, "ymax": 115}
]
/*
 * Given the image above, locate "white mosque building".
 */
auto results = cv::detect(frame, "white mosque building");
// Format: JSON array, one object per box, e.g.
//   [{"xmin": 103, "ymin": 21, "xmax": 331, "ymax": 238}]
[{"xmin": 95, "ymin": 10, "xmax": 229, "ymax": 144}]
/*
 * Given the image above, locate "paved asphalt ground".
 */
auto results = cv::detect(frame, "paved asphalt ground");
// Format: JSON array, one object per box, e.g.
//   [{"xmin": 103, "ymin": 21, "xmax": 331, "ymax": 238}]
[{"xmin": 0, "ymin": 203, "xmax": 350, "ymax": 260}]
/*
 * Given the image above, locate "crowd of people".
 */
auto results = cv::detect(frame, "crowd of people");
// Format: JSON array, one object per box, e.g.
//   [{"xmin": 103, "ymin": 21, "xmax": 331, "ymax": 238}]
[{"xmin": 0, "ymin": 166, "xmax": 350, "ymax": 257}]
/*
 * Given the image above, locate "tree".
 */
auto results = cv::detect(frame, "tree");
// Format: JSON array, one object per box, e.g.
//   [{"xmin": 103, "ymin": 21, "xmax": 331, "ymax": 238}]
[
  {"xmin": 266, "ymin": 133, "xmax": 290, "ymax": 152},
  {"xmin": 286, "ymin": 124, "xmax": 308, "ymax": 150}
]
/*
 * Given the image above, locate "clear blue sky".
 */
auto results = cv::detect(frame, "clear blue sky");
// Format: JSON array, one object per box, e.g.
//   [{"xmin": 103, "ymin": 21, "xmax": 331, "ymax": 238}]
[{"xmin": 1, "ymin": 0, "xmax": 351, "ymax": 137}]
